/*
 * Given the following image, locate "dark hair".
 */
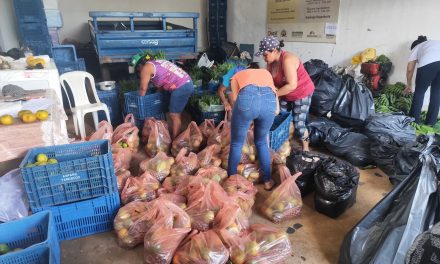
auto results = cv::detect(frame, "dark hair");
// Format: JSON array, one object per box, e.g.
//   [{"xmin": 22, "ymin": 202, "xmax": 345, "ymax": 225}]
[
  {"xmin": 248, "ymin": 62, "xmax": 260, "ymax": 69},
  {"xmin": 411, "ymin": 35, "xmax": 427, "ymax": 50},
  {"xmin": 276, "ymin": 40, "xmax": 285, "ymax": 51}
]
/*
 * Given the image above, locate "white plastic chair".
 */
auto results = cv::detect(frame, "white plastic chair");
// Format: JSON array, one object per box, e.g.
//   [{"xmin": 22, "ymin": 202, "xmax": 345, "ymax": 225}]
[{"xmin": 59, "ymin": 71, "xmax": 111, "ymax": 139}]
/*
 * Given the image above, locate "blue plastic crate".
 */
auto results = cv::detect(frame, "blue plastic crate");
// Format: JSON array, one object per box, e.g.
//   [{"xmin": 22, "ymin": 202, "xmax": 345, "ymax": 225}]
[
  {"xmin": 52, "ymin": 45, "xmax": 77, "ymax": 63},
  {"xmin": 124, "ymin": 91, "xmax": 169, "ymax": 120},
  {"xmin": 13, "ymin": 0, "xmax": 46, "ymax": 23},
  {"xmin": 17, "ymin": 22, "xmax": 51, "ymax": 43},
  {"xmin": 134, "ymin": 114, "xmax": 166, "ymax": 131},
  {"xmin": 96, "ymin": 87, "xmax": 123, "ymax": 127},
  {"xmin": 0, "ymin": 211, "xmax": 60, "ymax": 264},
  {"xmin": 269, "ymin": 111, "xmax": 292, "ymax": 151},
  {"xmin": 33, "ymin": 193, "xmax": 120, "ymax": 241},
  {"xmin": 56, "ymin": 58, "xmax": 86, "ymax": 75},
  {"xmin": 20, "ymin": 140, "xmax": 118, "ymax": 209}
]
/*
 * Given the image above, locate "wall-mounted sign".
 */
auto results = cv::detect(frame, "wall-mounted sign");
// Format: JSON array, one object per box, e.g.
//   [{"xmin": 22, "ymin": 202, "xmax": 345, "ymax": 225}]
[{"xmin": 267, "ymin": 0, "xmax": 340, "ymax": 43}]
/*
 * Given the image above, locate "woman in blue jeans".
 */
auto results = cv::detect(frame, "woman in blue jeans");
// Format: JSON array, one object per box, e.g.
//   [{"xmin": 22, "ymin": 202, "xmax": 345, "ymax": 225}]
[{"xmin": 227, "ymin": 67, "xmax": 279, "ymax": 190}]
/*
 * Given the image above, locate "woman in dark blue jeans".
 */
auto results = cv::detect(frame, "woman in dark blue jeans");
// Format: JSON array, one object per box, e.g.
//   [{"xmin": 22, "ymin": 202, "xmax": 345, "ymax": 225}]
[{"xmin": 227, "ymin": 68, "xmax": 279, "ymax": 190}]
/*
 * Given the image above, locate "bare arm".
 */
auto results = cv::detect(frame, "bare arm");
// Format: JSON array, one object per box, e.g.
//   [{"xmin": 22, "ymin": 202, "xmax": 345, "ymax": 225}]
[
  {"xmin": 230, "ymin": 79, "xmax": 239, "ymax": 102},
  {"xmin": 404, "ymin": 61, "xmax": 417, "ymax": 94},
  {"xmin": 139, "ymin": 63, "xmax": 154, "ymax": 96},
  {"xmin": 276, "ymin": 54, "xmax": 299, "ymax": 96},
  {"xmin": 217, "ymin": 84, "xmax": 232, "ymax": 111}
]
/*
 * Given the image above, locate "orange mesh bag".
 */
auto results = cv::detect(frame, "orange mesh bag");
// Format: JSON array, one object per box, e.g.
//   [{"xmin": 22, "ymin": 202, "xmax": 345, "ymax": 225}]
[
  {"xmin": 139, "ymin": 151, "xmax": 175, "ymax": 182},
  {"xmin": 261, "ymin": 166, "xmax": 303, "ymax": 223},
  {"xmin": 88, "ymin": 120, "xmax": 113, "ymax": 141},
  {"xmin": 213, "ymin": 203, "xmax": 249, "ymax": 237},
  {"xmin": 143, "ymin": 118, "xmax": 172, "ymax": 157},
  {"xmin": 171, "ymin": 121, "xmax": 203, "ymax": 156},
  {"xmin": 116, "ymin": 169, "xmax": 131, "ymax": 193},
  {"xmin": 237, "ymin": 164, "xmax": 261, "ymax": 183},
  {"xmin": 185, "ymin": 179, "xmax": 229, "ymax": 231},
  {"xmin": 222, "ymin": 175, "xmax": 258, "ymax": 218},
  {"xmin": 144, "ymin": 200, "xmax": 191, "ymax": 264},
  {"xmin": 195, "ymin": 165, "xmax": 228, "ymax": 183},
  {"xmin": 207, "ymin": 120, "xmax": 231, "ymax": 149},
  {"xmin": 114, "ymin": 201, "xmax": 153, "ymax": 248},
  {"xmin": 197, "ymin": 144, "xmax": 222, "ymax": 168},
  {"xmin": 198, "ymin": 119, "xmax": 216, "ymax": 144},
  {"xmin": 173, "ymin": 230, "xmax": 229, "ymax": 264},
  {"xmin": 157, "ymin": 190, "xmax": 187, "ymax": 210},
  {"xmin": 112, "ymin": 114, "xmax": 139, "ymax": 151},
  {"xmin": 112, "ymin": 147, "xmax": 133, "ymax": 172},
  {"xmin": 170, "ymin": 148, "xmax": 199, "ymax": 177},
  {"xmin": 120, "ymin": 171, "xmax": 160, "ymax": 205},
  {"xmin": 245, "ymin": 224, "xmax": 292, "ymax": 263}
]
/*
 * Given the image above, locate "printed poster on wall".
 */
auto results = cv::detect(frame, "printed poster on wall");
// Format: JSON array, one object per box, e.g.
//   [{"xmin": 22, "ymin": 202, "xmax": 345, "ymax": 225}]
[{"xmin": 267, "ymin": 0, "xmax": 340, "ymax": 43}]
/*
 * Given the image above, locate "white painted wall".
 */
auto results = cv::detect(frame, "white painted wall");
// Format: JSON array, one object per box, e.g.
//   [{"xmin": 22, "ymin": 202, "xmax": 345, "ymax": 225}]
[
  {"xmin": 227, "ymin": 0, "xmax": 440, "ymax": 110},
  {"xmin": 0, "ymin": 0, "xmax": 19, "ymax": 51}
]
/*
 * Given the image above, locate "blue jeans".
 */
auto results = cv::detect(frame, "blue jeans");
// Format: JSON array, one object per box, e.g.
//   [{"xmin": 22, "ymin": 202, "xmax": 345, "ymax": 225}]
[{"xmin": 227, "ymin": 85, "xmax": 277, "ymax": 182}]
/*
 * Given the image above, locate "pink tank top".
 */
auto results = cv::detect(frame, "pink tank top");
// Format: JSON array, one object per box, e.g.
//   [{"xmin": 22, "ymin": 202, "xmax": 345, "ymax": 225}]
[
  {"xmin": 268, "ymin": 50, "xmax": 315, "ymax": 101},
  {"xmin": 147, "ymin": 60, "xmax": 190, "ymax": 91}
]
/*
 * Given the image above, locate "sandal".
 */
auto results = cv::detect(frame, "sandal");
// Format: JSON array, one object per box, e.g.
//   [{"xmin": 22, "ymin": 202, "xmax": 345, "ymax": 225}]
[{"xmin": 264, "ymin": 180, "xmax": 275, "ymax": 191}]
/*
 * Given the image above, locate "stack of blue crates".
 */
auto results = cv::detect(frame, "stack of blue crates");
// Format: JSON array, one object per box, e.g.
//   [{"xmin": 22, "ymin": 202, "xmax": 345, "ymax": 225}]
[
  {"xmin": 96, "ymin": 85, "xmax": 124, "ymax": 127},
  {"xmin": 13, "ymin": 0, "xmax": 52, "ymax": 56},
  {"xmin": 208, "ymin": 0, "xmax": 227, "ymax": 48},
  {"xmin": 19, "ymin": 140, "xmax": 120, "ymax": 241}
]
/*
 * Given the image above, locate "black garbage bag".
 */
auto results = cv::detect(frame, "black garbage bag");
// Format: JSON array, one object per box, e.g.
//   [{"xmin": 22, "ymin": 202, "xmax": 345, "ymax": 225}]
[
  {"xmin": 339, "ymin": 135, "xmax": 440, "ymax": 264},
  {"xmin": 307, "ymin": 117, "xmax": 341, "ymax": 147},
  {"xmin": 391, "ymin": 135, "xmax": 433, "ymax": 185},
  {"xmin": 286, "ymin": 151, "xmax": 329, "ymax": 196},
  {"xmin": 324, "ymin": 127, "xmax": 373, "ymax": 167},
  {"xmin": 314, "ymin": 158, "xmax": 359, "ymax": 218},
  {"xmin": 365, "ymin": 113, "xmax": 417, "ymax": 177},
  {"xmin": 304, "ymin": 59, "xmax": 328, "ymax": 79},
  {"xmin": 406, "ymin": 221, "xmax": 440, "ymax": 264},
  {"xmin": 310, "ymin": 69, "xmax": 343, "ymax": 116},
  {"xmin": 331, "ymin": 75, "xmax": 375, "ymax": 129}
]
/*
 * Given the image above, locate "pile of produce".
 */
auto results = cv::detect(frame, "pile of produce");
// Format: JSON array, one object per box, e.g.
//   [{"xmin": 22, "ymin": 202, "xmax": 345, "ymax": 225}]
[
  {"xmin": 89, "ymin": 116, "xmax": 296, "ymax": 263},
  {"xmin": 374, "ymin": 82, "xmax": 412, "ymax": 114},
  {"xmin": 189, "ymin": 93, "xmax": 224, "ymax": 113}
]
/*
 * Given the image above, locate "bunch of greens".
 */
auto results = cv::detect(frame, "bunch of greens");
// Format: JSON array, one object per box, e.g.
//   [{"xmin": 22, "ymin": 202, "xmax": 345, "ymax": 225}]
[
  {"xmin": 189, "ymin": 92, "xmax": 223, "ymax": 112},
  {"xmin": 210, "ymin": 62, "xmax": 235, "ymax": 81},
  {"xmin": 375, "ymin": 54, "xmax": 391, "ymax": 64}
]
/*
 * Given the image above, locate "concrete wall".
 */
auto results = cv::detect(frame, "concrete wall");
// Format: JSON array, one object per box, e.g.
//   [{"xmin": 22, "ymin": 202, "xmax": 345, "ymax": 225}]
[
  {"xmin": 57, "ymin": 0, "xmax": 207, "ymax": 49},
  {"xmin": 0, "ymin": 0, "xmax": 19, "ymax": 51},
  {"xmin": 227, "ymin": 0, "xmax": 440, "ymax": 85}
]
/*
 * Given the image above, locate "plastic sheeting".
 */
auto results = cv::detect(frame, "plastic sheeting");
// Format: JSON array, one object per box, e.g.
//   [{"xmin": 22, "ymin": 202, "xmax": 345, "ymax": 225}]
[{"xmin": 339, "ymin": 135, "xmax": 440, "ymax": 264}]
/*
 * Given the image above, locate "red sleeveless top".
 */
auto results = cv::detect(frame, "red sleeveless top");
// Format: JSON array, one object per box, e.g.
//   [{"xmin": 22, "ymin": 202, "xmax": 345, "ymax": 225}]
[{"xmin": 268, "ymin": 50, "xmax": 314, "ymax": 101}]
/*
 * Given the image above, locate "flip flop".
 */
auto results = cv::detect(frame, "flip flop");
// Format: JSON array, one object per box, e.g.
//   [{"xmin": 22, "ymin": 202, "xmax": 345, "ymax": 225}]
[{"xmin": 264, "ymin": 180, "xmax": 275, "ymax": 191}]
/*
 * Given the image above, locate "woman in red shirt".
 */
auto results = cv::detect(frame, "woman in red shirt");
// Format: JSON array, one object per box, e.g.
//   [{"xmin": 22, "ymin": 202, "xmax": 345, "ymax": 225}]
[{"xmin": 256, "ymin": 36, "xmax": 315, "ymax": 151}]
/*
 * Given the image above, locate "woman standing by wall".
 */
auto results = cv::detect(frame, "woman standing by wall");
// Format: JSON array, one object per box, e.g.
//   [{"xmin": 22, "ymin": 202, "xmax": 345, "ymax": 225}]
[
  {"xmin": 256, "ymin": 36, "xmax": 315, "ymax": 151},
  {"xmin": 404, "ymin": 35, "xmax": 440, "ymax": 125}
]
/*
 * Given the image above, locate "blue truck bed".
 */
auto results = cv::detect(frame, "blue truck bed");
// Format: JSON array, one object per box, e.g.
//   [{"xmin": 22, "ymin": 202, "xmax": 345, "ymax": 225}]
[{"xmin": 89, "ymin": 12, "xmax": 199, "ymax": 64}]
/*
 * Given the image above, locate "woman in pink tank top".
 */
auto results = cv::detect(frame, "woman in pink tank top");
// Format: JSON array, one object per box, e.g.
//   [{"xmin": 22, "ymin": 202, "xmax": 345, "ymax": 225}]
[{"xmin": 256, "ymin": 36, "xmax": 315, "ymax": 151}]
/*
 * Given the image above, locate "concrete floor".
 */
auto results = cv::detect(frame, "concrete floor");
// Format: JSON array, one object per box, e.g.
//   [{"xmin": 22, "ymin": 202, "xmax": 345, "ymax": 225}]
[{"xmin": 59, "ymin": 168, "xmax": 392, "ymax": 264}]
